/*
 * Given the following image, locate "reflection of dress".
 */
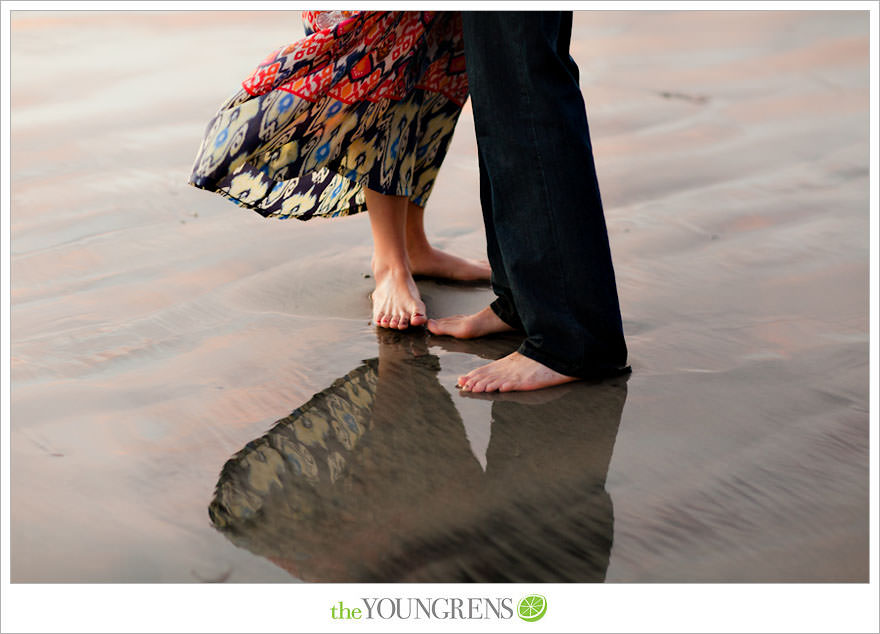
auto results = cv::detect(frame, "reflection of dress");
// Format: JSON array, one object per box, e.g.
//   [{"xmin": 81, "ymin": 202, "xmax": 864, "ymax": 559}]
[
  {"xmin": 188, "ymin": 11, "xmax": 468, "ymax": 220},
  {"xmin": 209, "ymin": 332, "xmax": 628, "ymax": 582}
]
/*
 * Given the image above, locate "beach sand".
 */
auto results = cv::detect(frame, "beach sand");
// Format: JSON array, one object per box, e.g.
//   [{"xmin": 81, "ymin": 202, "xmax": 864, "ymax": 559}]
[{"xmin": 9, "ymin": 10, "xmax": 869, "ymax": 581}]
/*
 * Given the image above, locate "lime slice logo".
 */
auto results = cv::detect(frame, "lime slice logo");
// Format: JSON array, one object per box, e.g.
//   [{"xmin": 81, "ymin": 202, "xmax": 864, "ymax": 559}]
[{"xmin": 517, "ymin": 595, "xmax": 547, "ymax": 622}]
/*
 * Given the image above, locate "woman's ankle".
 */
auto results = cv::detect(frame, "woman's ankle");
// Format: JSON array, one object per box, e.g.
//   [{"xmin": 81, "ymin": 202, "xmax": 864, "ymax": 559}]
[
  {"xmin": 404, "ymin": 237, "xmax": 434, "ymax": 264},
  {"xmin": 371, "ymin": 255, "xmax": 412, "ymax": 278}
]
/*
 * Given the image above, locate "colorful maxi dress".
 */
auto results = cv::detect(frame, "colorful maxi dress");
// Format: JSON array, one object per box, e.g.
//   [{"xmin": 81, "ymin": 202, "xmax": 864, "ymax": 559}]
[{"xmin": 188, "ymin": 11, "xmax": 468, "ymax": 221}]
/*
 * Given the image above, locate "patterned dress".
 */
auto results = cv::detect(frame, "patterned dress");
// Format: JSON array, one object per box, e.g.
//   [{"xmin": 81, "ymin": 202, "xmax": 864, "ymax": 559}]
[{"xmin": 188, "ymin": 11, "xmax": 468, "ymax": 220}]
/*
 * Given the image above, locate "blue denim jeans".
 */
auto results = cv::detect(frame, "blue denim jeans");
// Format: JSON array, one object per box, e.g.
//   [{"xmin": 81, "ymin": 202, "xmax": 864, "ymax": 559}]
[{"xmin": 461, "ymin": 11, "xmax": 628, "ymax": 378}]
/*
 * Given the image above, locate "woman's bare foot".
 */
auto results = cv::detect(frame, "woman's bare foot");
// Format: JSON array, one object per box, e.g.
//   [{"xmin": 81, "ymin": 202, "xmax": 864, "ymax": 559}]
[
  {"xmin": 426, "ymin": 306, "xmax": 515, "ymax": 339},
  {"xmin": 404, "ymin": 201, "xmax": 490, "ymax": 281},
  {"xmin": 371, "ymin": 264, "xmax": 427, "ymax": 330},
  {"xmin": 457, "ymin": 351, "xmax": 578, "ymax": 393},
  {"xmin": 408, "ymin": 246, "xmax": 491, "ymax": 282}
]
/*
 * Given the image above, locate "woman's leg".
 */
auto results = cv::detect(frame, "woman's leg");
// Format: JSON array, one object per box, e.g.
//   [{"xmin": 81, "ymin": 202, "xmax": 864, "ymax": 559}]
[
  {"xmin": 366, "ymin": 189, "xmax": 427, "ymax": 330},
  {"xmin": 404, "ymin": 202, "xmax": 491, "ymax": 281}
]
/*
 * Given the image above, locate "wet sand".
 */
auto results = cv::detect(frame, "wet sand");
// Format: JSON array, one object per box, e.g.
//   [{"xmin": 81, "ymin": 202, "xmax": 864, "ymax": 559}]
[{"xmin": 9, "ymin": 11, "xmax": 869, "ymax": 581}]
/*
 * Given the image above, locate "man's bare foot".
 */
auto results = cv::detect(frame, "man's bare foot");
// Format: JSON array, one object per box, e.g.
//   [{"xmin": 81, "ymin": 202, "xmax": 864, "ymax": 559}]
[
  {"xmin": 409, "ymin": 247, "xmax": 491, "ymax": 282},
  {"xmin": 457, "ymin": 351, "xmax": 578, "ymax": 393},
  {"xmin": 371, "ymin": 265, "xmax": 427, "ymax": 330},
  {"xmin": 426, "ymin": 306, "xmax": 515, "ymax": 339}
]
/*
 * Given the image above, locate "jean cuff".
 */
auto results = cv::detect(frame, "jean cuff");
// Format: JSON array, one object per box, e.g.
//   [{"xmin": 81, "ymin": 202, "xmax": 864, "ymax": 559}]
[
  {"xmin": 517, "ymin": 340, "xmax": 631, "ymax": 380},
  {"xmin": 490, "ymin": 298, "xmax": 524, "ymax": 331}
]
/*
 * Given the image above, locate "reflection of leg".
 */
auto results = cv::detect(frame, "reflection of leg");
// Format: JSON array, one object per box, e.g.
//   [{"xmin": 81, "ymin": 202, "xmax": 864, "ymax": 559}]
[
  {"xmin": 209, "ymin": 329, "xmax": 486, "ymax": 582},
  {"xmin": 479, "ymin": 378, "xmax": 629, "ymax": 581},
  {"xmin": 404, "ymin": 201, "xmax": 491, "ymax": 282},
  {"xmin": 366, "ymin": 189, "xmax": 426, "ymax": 329},
  {"xmin": 462, "ymin": 12, "xmax": 628, "ymax": 378},
  {"xmin": 379, "ymin": 378, "xmax": 628, "ymax": 582},
  {"xmin": 486, "ymin": 380, "xmax": 626, "ymax": 489},
  {"xmin": 352, "ymin": 331, "xmax": 488, "ymax": 581},
  {"xmin": 369, "ymin": 331, "xmax": 484, "ymax": 491}
]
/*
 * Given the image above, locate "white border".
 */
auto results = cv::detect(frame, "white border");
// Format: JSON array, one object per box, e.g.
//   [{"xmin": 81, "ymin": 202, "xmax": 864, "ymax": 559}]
[
  {"xmin": 1, "ymin": 0, "xmax": 879, "ymax": 10},
  {"xmin": 1, "ymin": 584, "xmax": 879, "ymax": 633},
  {"xmin": 0, "ymin": 1, "xmax": 11, "ymax": 630},
  {"xmin": 2, "ymin": 2, "xmax": 878, "ymax": 633}
]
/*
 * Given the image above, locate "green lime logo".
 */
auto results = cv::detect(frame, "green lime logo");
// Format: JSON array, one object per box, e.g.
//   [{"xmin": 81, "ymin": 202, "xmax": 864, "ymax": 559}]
[{"xmin": 517, "ymin": 595, "xmax": 547, "ymax": 622}]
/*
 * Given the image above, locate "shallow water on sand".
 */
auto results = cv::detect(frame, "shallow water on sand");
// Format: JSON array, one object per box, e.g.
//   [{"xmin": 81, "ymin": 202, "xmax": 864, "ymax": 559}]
[{"xmin": 9, "ymin": 11, "xmax": 869, "ymax": 581}]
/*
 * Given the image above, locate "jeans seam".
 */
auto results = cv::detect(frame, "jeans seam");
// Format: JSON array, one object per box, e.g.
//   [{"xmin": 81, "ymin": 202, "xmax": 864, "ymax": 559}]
[{"xmin": 518, "ymin": 15, "xmax": 582, "ymax": 363}]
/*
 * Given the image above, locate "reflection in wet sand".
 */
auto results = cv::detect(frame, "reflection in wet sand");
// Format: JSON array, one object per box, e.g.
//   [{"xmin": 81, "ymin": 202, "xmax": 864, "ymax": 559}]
[
  {"xmin": 10, "ymin": 11, "xmax": 867, "ymax": 584},
  {"xmin": 209, "ymin": 331, "xmax": 628, "ymax": 582}
]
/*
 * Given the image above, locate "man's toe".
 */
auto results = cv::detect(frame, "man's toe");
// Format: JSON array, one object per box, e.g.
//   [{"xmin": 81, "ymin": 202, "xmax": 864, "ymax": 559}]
[
  {"xmin": 471, "ymin": 379, "xmax": 490, "ymax": 393},
  {"xmin": 484, "ymin": 379, "xmax": 502, "ymax": 392}
]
